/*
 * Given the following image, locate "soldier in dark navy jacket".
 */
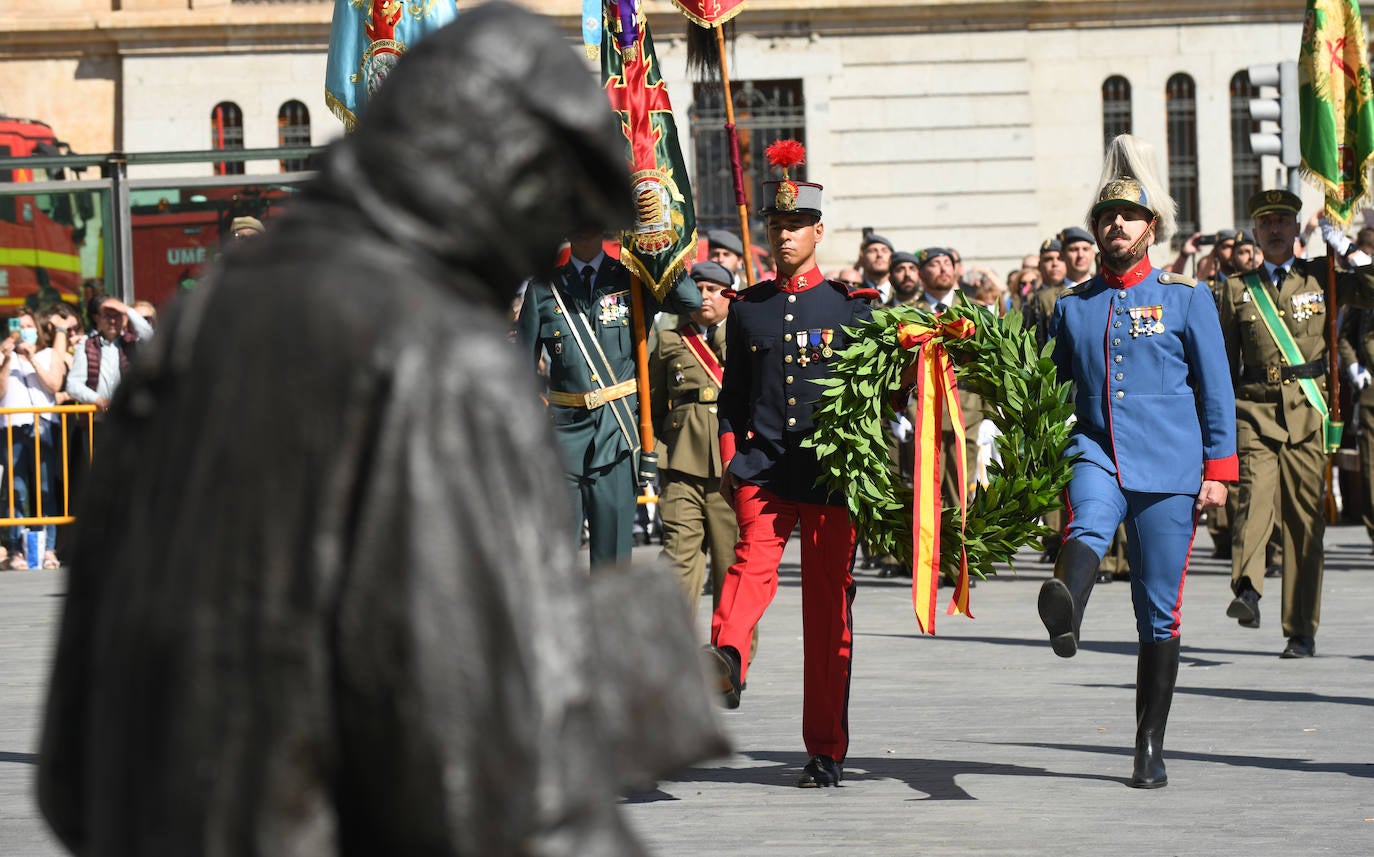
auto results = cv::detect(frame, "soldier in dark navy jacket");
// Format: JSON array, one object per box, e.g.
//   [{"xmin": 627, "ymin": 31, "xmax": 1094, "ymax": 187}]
[
  {"xmin": 703, "ymin": 142, "xmax": 878, "ymax": 789},
  {"xmin": 1038, "ymin": 135, "xmax": 1237, "ymax": 790}
]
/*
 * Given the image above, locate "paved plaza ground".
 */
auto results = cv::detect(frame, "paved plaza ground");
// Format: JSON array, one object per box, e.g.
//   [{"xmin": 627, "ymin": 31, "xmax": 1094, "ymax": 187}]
[{"xmin": 1, "ymin": 525, "xmax": 1371, "ymax": 856}]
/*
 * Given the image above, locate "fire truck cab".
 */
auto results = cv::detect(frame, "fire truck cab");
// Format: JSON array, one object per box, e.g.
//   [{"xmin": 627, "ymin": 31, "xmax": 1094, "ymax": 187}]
[{"xmin": 0, "ymin": 117, "xmax": 90, "ymax": 307}]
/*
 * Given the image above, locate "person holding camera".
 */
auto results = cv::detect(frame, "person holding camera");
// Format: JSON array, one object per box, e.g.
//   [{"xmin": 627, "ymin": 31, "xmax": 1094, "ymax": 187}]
[{"xmin": 0, "ymin": 308, "xmax": 72, "ymax": 568}]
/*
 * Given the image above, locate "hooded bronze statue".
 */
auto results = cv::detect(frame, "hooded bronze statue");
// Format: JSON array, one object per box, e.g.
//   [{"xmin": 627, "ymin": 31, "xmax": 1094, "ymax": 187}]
[{"xmin": 36, "ymin": 4, "xmax": 725, "ymax": 855}]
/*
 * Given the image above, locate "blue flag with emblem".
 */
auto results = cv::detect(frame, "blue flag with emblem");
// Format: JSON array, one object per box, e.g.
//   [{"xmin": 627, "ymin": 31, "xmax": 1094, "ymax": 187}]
[{"xmin": 325, "ymin": 0, "xmax": 460, "ymax": 131}]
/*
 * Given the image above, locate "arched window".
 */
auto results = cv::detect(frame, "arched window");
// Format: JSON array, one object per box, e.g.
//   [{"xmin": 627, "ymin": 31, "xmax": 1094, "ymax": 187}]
[
  {"xmin": 1102, "ymin": 75, "xmax": 1132, "ymax": 151},
  {"xmin": 212, "ymin": 102, "xmax": 244, "ymax": 176},
  {"xmin": 278, "ymin": 100, "xmax": 315, "ymax": 172},
  {"xmin": 1165, "ymin": 73, "xmax": 1200, "ymax": 243},
  {"xmin": 1229, "ymin": 71, "xmax": 1262, "ymax": 225}
]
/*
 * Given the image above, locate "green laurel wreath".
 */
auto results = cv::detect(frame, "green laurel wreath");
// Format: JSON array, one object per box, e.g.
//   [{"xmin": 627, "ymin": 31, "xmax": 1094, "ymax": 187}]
[{"xmin": 803, "ymin": 304, "xmax": 1076, "ymax": 580}]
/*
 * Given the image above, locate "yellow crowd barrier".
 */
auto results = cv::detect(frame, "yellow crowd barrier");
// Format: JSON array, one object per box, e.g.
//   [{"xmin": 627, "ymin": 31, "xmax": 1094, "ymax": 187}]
[{"xmin": 0, "ymin": 405, "xmax": 98, "ymax": 527}]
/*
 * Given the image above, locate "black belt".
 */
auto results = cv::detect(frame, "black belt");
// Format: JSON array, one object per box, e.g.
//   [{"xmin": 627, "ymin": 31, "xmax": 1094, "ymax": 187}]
[
  {"xmin": 669, "ymin": 387, "xmax": 720, "ymax": 408},
  {"xmin": 1241, "ymin": 358, "xmax": 1326, "ymax": 384}
]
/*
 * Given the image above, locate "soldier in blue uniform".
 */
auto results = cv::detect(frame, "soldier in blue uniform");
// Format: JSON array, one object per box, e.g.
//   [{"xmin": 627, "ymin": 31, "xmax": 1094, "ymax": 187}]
[
  {"xmin": 1037, "ymin": 135, "xmax": 1238, "ymax": 789},
  {"xmin": 703, "ymin": 142, "xmax": 879, "ymax": 788},
  {"xmin": 516, "ymin": 232, "xmax": 701, "ymax": 571}
]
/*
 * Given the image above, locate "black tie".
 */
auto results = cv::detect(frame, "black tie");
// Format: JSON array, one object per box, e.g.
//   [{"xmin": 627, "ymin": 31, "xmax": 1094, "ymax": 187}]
[
  {"xmin": 1274, "ymin": 266, "xmax": 1287, "ymax": 288},
  {"xmin": 581, "ymin": 264, "xmax": 596, "ymax": 293}
]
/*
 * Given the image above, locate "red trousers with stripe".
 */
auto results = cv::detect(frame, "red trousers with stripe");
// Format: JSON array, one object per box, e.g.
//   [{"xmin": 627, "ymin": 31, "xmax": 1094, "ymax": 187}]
[{"xmin": 711, "ymin": 482, "xmax": 858, "ymax": 761}]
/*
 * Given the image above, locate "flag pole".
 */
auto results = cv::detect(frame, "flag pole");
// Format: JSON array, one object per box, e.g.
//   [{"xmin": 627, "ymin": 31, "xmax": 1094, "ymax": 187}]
[
  {"xmin": 629, "ymin": 271, "xmax": 655, "ymax": 453},
  {"xmin": 1326, "ymin": 250, "xmax": 1343, "ymax": 435},
  {"xmin": 714, "ymin": 24, "xmax": 756, "ymax": 287}
]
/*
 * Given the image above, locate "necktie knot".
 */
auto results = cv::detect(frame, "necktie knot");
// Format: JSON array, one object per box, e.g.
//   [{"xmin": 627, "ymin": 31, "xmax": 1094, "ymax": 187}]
[
  {"xmin": 581, "ymin": 264, "xmax": 596, "ymax": 290},
  {"xmin": 1274, "ymin": 266, "xmax": 1287, "ymax": 288}
]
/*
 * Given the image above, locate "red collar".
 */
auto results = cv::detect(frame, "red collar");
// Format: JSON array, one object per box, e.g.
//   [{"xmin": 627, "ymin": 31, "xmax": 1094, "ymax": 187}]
[
  {"xmin": 777, "ymin": 265, "xmax": 825, "ymax": 293},
  {"xmin": 1102, "ymin": 256, "xmax": 1152, "ymax": 289}
]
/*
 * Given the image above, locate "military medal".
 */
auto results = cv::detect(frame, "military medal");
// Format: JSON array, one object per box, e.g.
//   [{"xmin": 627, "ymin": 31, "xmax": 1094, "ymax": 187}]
[
  {"xmin": 1150, "ymin": 306, "xmax": 1165, "ymax": 335},
  {"xmin": 1291, "ymin": 292, "xmax": 1322, "ymax": 321},
  {"xmin": 820, "ymin": 328, "xmax": 834, "ymax": 358},
  {"xmin": 1129, "ymin": 306, "xmax": 1145, "ymax": 338},
  {"xmin": 553, "ymin": 341, "xmax": 563, "ymax": 356},
  {"xmin": 797, "ymin": 334, "xmax": 810, "ymax": 366},
  {"xmin": 808, "ymin": 329, "xmax": 824, "ymax": 362},
  {"xmin": 673, "ymin": 368, "xmax": 685, "ymax": 385}
]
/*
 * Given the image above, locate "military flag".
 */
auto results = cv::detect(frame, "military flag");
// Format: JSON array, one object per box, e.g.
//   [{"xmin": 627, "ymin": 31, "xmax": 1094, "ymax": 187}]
[
  {"xmin": 1299, "ymin": 0, "xmax": 1374, "ymax": 223},
  {"xmin": 672, "ymin": 0, "xmax": 747, "ymax": 28},
  {"xmin": 601, "ymin": 1, "xmax": 698, "ymax": 300},
  {"xmin": 325, "ymin": 0, "xmax": 460, "ymax": 131}
]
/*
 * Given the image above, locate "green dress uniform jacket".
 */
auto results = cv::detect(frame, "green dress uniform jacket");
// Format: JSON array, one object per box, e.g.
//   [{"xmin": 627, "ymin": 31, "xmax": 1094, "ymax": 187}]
[
  {"xmin": 517, "ymin": 257, "xmax": 701, "ymax": 567},
  {"xmin": 517, "ymin": 257, "xmax": 702, "ymax": 472},
  {"xmin": 1216, "ymin": 258, "xmax": 1374, "ymax": 639}
]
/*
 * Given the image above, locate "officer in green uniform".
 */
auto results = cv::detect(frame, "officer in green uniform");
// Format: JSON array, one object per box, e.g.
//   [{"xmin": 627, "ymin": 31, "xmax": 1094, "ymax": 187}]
[
  {"xmin": 1339, "ymin": 304, "xmax": 1374, "ymax": 552},
  {"xmin": 517, "ymin": 232, "xmax": 701, "ymax": 571},
  {"xmin": 649, "ymin": 261, "xmax": 742, "ymax": 620},
  {"xmin": 1217, "ymin": 189, "xmax": 1374, "ymax": 657}
]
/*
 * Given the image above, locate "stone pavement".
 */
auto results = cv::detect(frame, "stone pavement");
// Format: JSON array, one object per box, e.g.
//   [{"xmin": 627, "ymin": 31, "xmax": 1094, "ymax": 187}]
[{"xmin": 1, "ymin": 525, "xmax": 1371, "ymax": 856}]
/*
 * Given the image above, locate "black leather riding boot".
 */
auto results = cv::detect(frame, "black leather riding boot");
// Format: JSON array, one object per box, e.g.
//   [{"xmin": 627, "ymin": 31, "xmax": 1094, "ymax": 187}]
[
  {"xmin": 1036, "ymin": 539, "xmax": 1100, "ymax": 657},
  {"xmin": 1130, "ymin": 636, "xmax": 1181, "ymax": 789}
]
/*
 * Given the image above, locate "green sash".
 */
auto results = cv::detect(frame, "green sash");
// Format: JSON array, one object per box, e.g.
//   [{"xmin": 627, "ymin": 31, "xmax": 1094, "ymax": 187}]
[{"xmin": 1241, "ymin": 272, "xmax": 1343, "ymax": 451}]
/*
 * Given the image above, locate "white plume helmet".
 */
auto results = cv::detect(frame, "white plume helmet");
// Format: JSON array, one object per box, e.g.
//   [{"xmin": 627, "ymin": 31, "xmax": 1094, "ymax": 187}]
[{"xmin": 1086, "ymin": 134, "xmax": 1177, "ymax": 248}]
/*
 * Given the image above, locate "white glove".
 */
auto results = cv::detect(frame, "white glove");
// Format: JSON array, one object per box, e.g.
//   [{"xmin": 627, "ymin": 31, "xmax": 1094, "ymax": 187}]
[
  {"xmin": 1320, "ymin": 217, "xmax": 1354, "ymax": 256},
  {"xmin": 1350, "ymin": 362, "xmax": 1373, "ymax": 390},
  {"xmin": 1350, "ymin": 250, "xmax": 1373, "ymax": 267},
  {"xmin": 889, "ymin": 415, "xmax": 914, "ymax": 443},
  {"xmin": 976, "ymin": 418, "xmax": 1002, "ymax": 447}
]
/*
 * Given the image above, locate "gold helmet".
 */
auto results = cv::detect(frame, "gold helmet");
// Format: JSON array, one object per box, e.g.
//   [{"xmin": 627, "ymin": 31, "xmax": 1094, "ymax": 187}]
[{"xmin": 1086, "ymin": 135, "xmax": 1177, "ymax": 248}]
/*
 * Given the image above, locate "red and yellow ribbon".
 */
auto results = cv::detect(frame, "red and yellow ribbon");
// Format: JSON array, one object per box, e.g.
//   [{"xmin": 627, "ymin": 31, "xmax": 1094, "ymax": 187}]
[{"xmin": 896, "ymin": 317, "xmax": 976, "ymax": 634}]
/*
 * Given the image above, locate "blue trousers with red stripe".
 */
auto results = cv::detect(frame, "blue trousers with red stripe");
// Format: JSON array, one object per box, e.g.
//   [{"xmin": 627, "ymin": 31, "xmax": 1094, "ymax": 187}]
[{"xmin": 1064, "ymin": 461, "xmax": 1199, "ymax": 642}]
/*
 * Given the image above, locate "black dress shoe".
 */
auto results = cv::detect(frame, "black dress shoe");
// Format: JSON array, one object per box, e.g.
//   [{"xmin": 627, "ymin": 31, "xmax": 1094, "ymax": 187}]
[
  {"xmin": 1280, "ymin": 635, "xmax": 1315, "ymax": 658},
  {"xmin": 703, "ymin": 644, "xmax": 743, "ymax": 709},
  {"xmin": 1226, "ymin": 586, "xmax": 1261, "ymax": 629},
  {"xmin": 797, "ymin": 754, "xmax": 843, "ymax": 788}
]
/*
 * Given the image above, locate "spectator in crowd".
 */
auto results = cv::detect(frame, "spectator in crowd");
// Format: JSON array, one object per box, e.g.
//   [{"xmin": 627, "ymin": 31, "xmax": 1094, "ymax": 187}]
[
  {"xmin": 1024, "ymin": 237, "xmax": 1069, "ymax": 350},
  {"xmin": 826, "ymin": 266, "xmax": 863, "ymax": 286},
  {"xmin": 133, "ymin": 300, "xmax": 158, "ymax": 329},
  {"xmin": 858, "ymin": 233, "xmax": 894, "ymax": 303},
  {"xmin": 707, "ymin": 229, "xmax": 747, "ymax": 287},
  {"xmin": 1060, "ymin": 226, "xmax": 1097, "ymax": 286},
  {"xmin": 229, "ymin": 216, "xmax": 265, "ymax": 240},
  {"xmin": 66, "ymin": 297, "xmax": 153, "ymax": 413},
  {"xmin": 0, "ymin": 308, "xmax": 69, "ymax": 569},
  {"xmin": 886, "ymin": 251, "xmax": 922, "ymax": 306},
  {"xmin": 1232, "ymin": 229, "xmax": 1261, "ymax": 273},
  {"xmin": 1008, "ymin": 265, "xmax": 1041, "ymax": 310}
]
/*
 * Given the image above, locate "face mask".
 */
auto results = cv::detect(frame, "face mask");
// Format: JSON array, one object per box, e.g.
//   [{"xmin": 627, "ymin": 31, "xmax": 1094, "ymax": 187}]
[{"xmin": 19, "ymin": 328, "xmax": 37, "ymax": 346}]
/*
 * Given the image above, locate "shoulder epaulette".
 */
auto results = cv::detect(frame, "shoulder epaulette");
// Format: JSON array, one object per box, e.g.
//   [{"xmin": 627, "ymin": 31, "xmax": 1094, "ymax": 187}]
[
  {"xmin": 1059, "ymin": 281, "xmax": 1085, "ymax": 296},
  {"xmin": 1158, "ymin": 272, "xmax": 1197, "ymax": 287},
  {"xmin": 828, "ymin": 280, "xmax": 880, "ymax": 301},
  {"xmin": 733, "ymin": 281, "xmax": 777, "ymax": 302}
]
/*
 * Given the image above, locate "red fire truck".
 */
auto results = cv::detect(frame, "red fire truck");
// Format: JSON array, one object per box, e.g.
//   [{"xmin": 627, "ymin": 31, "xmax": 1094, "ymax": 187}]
[{"xmin": 0, "ymin": 117, "xmax": 89, "ymax": 307}]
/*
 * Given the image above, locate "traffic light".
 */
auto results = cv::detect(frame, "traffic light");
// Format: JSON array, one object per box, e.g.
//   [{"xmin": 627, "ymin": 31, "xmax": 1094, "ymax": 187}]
[{"xmin": 1248, "ymin": 61, "xmax": 1300, "ymax": 167}]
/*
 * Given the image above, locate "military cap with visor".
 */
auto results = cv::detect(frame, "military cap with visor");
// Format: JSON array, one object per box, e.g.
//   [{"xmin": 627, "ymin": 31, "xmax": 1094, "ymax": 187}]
[{"xmin": 1248, "ymin": 188, "xmax": 1303, "ymax": 219}]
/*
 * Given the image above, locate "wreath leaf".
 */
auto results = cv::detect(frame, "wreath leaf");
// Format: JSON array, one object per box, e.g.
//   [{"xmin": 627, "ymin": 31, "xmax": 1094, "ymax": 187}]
[{"xmin": 802, "ymin": 305, "xmax": 1076, "ymax": 580}]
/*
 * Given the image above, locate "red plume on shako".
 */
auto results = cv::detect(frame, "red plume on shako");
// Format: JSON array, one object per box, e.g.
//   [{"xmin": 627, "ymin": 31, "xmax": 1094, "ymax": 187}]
[{"xmin": 761, "ymin": 139, "xmax": 823, "ymax": 217}]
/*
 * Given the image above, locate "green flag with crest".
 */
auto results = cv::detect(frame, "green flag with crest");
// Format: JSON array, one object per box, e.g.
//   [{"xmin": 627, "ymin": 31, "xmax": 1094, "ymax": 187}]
[{"xmin": 1299, "ymin": 0, "xmax": 1374, "ymax": 223}]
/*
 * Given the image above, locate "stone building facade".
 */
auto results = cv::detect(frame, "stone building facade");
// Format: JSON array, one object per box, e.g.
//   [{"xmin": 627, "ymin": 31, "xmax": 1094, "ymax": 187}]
[{"xmin": 0, "ymin": 1, "xmax": 1327, "ymax": 272}]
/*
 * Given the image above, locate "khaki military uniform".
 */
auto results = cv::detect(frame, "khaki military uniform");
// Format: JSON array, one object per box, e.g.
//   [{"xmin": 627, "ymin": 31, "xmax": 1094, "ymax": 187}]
[
  {"xmin": 648, "ymin": 322, "xmax": 742, "ymax": 626},
  {"xmin": 1338, "ymin": 306, "xmax": 1374, "ymax": 545},
  {"xmin": 1217, "ymin": 259, "xmax": 1374, "ymax": 638}
]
